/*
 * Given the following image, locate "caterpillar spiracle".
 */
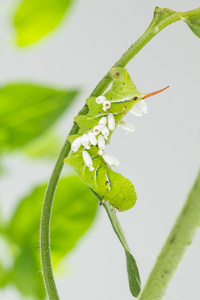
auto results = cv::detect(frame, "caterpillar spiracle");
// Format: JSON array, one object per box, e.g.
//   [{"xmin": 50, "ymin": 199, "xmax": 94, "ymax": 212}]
[{"xmin": 65, "ymin": 67, "xmax": 168, "ymax": 212}]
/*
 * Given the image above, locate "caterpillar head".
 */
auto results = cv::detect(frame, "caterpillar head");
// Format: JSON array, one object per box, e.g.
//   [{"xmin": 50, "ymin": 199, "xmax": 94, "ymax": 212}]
[
  {"xmin": 110, "ymin": 67, "xmax": 169, "ymax": 105},
  {"xmin": 110, "ymin": 67, "xmax": 133, "ymax": 85}
]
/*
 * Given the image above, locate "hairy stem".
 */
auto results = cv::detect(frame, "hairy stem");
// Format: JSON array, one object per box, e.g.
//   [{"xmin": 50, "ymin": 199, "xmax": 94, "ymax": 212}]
[
  {"xmin": 40, "ymin": 7, "xmax": 200, "ymax": 299},
  {"xmin": 40, "ymin": 122, "xmax": 83, "ymax": 299},
  {"xmin": 138, "ymin": 170, "xmax": 200, "ymax": 300}
]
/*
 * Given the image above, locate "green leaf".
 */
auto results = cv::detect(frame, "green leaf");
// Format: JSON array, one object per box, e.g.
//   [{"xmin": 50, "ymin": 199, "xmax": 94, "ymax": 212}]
[
  {"xmin": 125, "ymin": 251, "xmax": 141, "ymax": 298},
  {"xmin": 10, "ymin": 246, "xmax": 46, "ymax": 299},
  {"xmin": 0, "ymin": 84, "xmax": 78, "ymax": 152},
  {"xmin": 8, "ymin": 175, "xmax": 98, "ymax": 258},
  {"xmin": 24, "ymin": 130, "xmax": 62, "ymax": 158},
  {"xmin": 147, "ymin": 6, "xmax": 200, "ymax": 40},
  {"xmin": 147, "ymin": 7, "xmax": 176, "ymax": 32},
  {"xmin": 184, "ymin": 13, "xmax": 200, "ymax": 38},
  {"xmin": 104, "ymin": 202, "xmax": 141, "ymax": 297},
  {"xmin": 14, "ymin": 0, "xmax": 74, "ymax": 46},
  {"xmin": 91, "ymin": 190, "xmax": 141, "ymax": 297},
  {"xmin": 0, "ymin": 262, "xmax": 9, "ymax": 288},
  {"xmin": 5, "ymin": 175, "xmax": 98, "ymax": 298},
  {"xmin": 51, "ymin": 176, "xmax": 99, "ymax": 264}
]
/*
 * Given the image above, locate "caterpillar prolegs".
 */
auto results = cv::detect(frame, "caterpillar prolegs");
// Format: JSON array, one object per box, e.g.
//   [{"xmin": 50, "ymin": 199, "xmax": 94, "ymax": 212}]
[{"xmin": 65, "ymin": 68, "xmax": 168, "ymax": 212}]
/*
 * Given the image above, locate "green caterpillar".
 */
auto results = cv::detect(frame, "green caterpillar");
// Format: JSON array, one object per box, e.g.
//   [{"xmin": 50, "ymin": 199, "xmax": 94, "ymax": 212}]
[{"xmin": 65, "ymin": 67, "xmax": 168, "ymax": 212}]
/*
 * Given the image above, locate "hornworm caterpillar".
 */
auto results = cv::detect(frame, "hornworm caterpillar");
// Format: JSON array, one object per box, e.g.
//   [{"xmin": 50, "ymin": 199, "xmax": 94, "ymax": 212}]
[{"xmin": 65, "ymin": 68, "xmax": 168, "ymax": 212}]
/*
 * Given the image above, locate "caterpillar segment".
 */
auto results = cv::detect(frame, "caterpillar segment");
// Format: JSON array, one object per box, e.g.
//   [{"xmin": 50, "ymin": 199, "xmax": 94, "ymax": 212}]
[{"xmin": 65, "ymin": 67, "xmax": 168, "ymax": 212}]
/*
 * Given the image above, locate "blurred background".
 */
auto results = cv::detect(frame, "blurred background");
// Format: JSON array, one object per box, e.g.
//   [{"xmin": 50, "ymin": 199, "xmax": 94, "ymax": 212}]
[{"xmin": 0, "ymin": 0, "xmax": 200, "ymax": 299}]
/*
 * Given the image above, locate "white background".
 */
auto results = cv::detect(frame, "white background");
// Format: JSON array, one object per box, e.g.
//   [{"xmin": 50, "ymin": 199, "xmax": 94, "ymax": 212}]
[{"xmin": 0, "ymin": 0, "xmax": 200, "ymax": 299}]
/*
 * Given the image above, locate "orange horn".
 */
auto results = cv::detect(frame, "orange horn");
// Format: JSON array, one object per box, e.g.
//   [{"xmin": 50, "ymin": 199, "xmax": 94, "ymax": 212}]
[{"xmin": 142, "ymin": 86, "xmax": 169, "ymax": 99}]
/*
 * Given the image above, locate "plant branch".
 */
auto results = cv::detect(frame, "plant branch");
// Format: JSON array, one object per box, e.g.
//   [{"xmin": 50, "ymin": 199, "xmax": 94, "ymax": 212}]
[
  {"xmin": 40, "ymin": 7, "xmax": 200, "ymax": 299},
  {"xmin": 138, "ymin": 170, "xmax": 200, "ymax": 300},
  {"xmin": 40, "ymin": 122, "xmax": 82, "ymax": 299}
]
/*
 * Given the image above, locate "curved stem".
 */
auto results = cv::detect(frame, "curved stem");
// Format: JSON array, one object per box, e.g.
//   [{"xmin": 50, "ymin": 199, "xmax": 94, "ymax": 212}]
[
  {"xmin": 138, "ymin": 170, "xmax": 200, "ymax": 300},
  {"xmin": 40, "ymin": 7, "xmax": 200, "ymax": 299},
  {"xmin": 40, "ymin": 142, "xmax": 70, "ymax": 299},
  {"xmin": 40, "ymin": 119, "xmax": 84, "ymax": 299}
]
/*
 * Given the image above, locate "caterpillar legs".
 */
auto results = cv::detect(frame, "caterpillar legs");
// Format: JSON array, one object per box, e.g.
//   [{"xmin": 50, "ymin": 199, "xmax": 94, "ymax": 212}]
[
  {"xmin": 110, "ymin": 205, "xmax": 117, "ymax": 213},
  {"xmin": 99, "ymin": 199, "xmax": 117, "ymax": 213},
  {"xmin": 99, "ymin": 199, "xmax": 106, "ymax": 205}
]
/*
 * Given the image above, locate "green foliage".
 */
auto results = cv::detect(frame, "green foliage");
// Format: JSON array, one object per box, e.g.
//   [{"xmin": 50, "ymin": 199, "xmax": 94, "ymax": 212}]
[
  {"xmin": 125, "ymin": 251, "xmax": 141, "ymax": 297},
  {"xmin": 148, "ymin": 6, "xmax": 176, "ymax": 31},
  {"xmin": 184, "ymin": 12, "xmax": 200, "ymax": 38},
  {"xmin": 14, "ymin": 0, "xmax": 74, "ymax": 46},
  {"xmin": 0, "ymin": 263, "xmax": 9, "ymax": 288},
  {"xmin": 2, "ymin": 4, "xmax": 199, "ymax": 299},
  {"xmin": 24, "ymin": 131, "xmax": 62, "ymax": 158},
  {"xmin": 147, "ymin": 6, "xmax": 200, "ymax": 41},
  {"xmin": 91, "ymin": 190, "xmax": 141, "ymax": 297},
  {"xmin": 11, "ymin": 246, "xmax": 46, "ymax": 299},
  {"xmin": 103, "ymin": 201, "xmax": 141, "ymax": 297},
  {"xmin": 2, "ymin": 175, "xmax": 98, "ymax": 299},
  {"xmin": 0, "ymin": 84, "xmax": 78, "ymax": 152}
]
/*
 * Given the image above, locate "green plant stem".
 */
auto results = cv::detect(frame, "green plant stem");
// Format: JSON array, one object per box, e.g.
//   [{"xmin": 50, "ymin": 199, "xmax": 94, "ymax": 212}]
[
  {"xmin": 138, "ymin": 170, "xmax": 200, "ymax": 300},
  {"xmin": 40, "ymin": 7, "xmax": 200, "ymax": 299},
  {"xmin": 40, "ymin": 119, "xmax": 84, "ymax": 299},
  {"xmin": 91, "ymin": 8, "xmax": 200, "ymax": 96}
]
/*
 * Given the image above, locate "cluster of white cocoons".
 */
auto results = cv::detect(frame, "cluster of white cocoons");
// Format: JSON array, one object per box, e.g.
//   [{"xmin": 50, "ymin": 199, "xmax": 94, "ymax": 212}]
[
  {"xmin": 95, "ymin": 95, "xmax": 111, "ymax": 112},
  {"xmin": 71, "ymin": 99, "xmax": 117, "ymax": 171},
  {"xmin": 71, "ymin": 94, "xmax": 148, "ymax": 171},
  {"xmin": 119, "ymin": 99, "xmax": 148, "ymax": 134},
  {"xmin": 129, "ymin": 100, "xmax": 148, "ymax": 116},
  {"xmin": 96, "ymin": 95, "xmax": 148, "ymax": 135}
]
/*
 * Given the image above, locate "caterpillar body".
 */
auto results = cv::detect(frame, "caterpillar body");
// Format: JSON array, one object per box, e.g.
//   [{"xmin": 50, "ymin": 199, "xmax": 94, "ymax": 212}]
[{"xmin": 65, "ymin": 67, "xmax": 168, "ymax": 212}]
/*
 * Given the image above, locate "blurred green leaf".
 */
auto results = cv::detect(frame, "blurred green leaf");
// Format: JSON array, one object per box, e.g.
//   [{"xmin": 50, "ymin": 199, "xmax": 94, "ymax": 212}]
[
  {"xmin": 0, "ymin": 84, "xmax": 78, "ymax": 152},
  {"xmin": 10, "ymin": 245, "xmax": 46, "ymax": 299},
  {"xmin": 24, "ymin": 130, "xmax": 62, "ymax": 158},
  {"xmin": 14, "ymin": 0, "xmax": 74, "ymax": 46},
  {"xmin": 5, "ymin": 175, "xmax": 98, "ymax": 298},
  {"xmin": 0, "ymin": 162, "xmax": 3, "ymax": 176},
  {"xmin": 0, "ymin": 262, "xmax": 9, "ymax": 288},
  {"xmin": 8, "ymin": 175, "xmax": 98, "ymax": 260},
  {"xmin": 50, "ymin": 177, "xmax": 98, "ymax": 264},
  {"xmin": 184, "ymin": 13, "xmax": 200, "ymax": 38}
]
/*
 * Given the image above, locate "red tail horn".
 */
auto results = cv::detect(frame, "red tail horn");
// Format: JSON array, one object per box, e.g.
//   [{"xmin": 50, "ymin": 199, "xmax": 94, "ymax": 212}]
[{"xmin": 142, "ymin": 86, "xmax": 169, "ymax": 99}]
